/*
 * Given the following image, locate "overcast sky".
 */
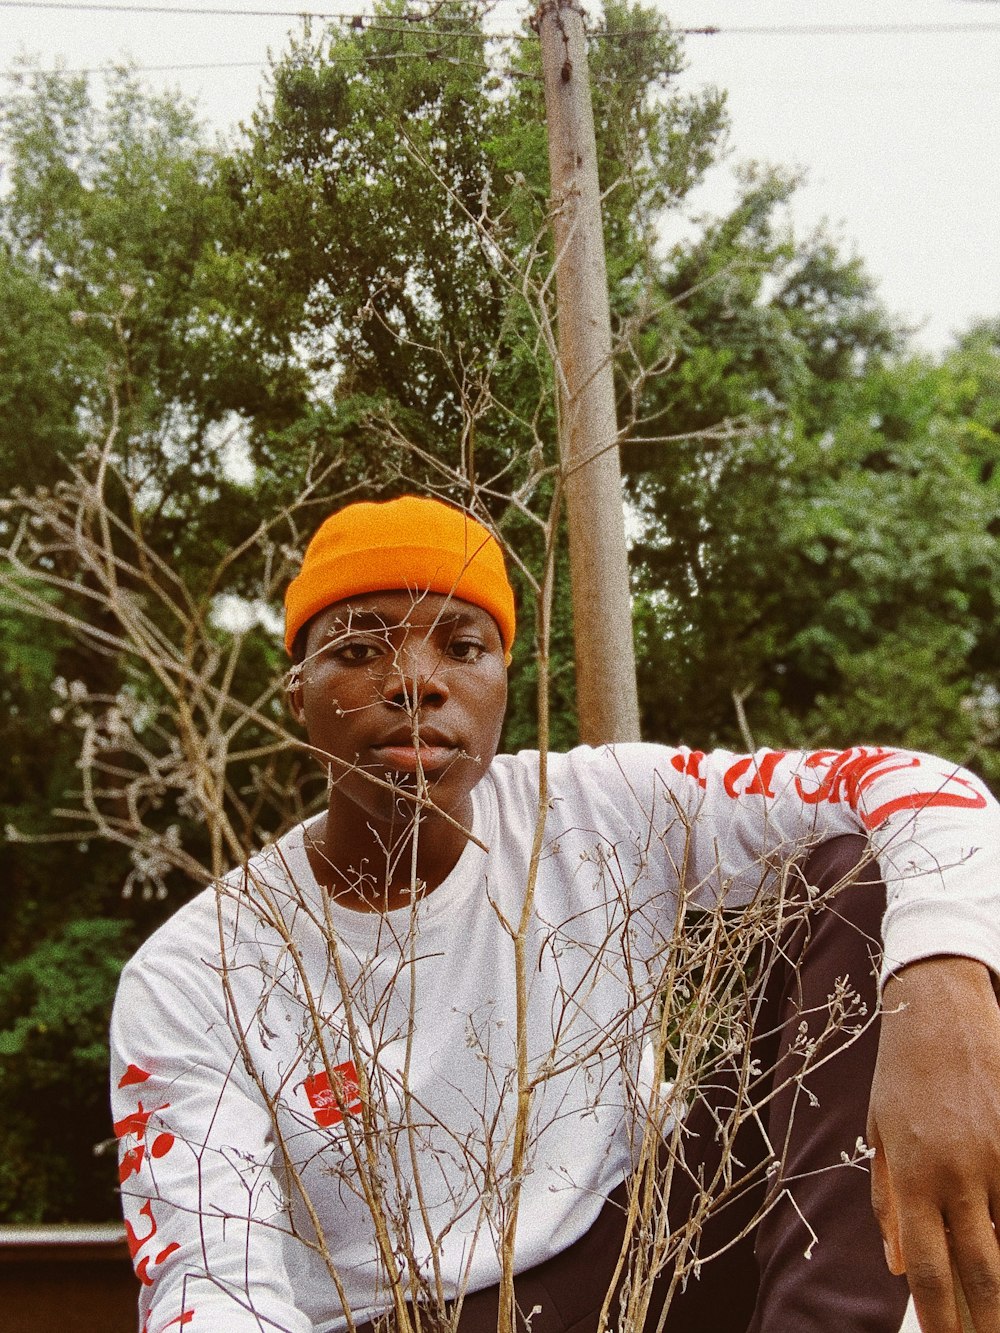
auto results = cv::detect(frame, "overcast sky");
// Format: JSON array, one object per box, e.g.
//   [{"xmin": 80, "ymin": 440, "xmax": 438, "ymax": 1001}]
[{"xmin": 1, "ymin": 0, "xmax": 998, "ymax": 353}]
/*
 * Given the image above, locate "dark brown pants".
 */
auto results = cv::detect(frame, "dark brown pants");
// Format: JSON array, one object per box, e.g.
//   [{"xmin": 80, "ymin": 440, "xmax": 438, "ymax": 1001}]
[{"xmin": 362, "ymin": 836, "xmax": 911, "ymax": 1333}]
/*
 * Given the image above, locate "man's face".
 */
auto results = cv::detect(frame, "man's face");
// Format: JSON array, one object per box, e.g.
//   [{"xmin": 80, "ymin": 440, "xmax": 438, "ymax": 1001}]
[{"xmin": 289, "ymin": 590, "xmax": 508, "ymax": 832}]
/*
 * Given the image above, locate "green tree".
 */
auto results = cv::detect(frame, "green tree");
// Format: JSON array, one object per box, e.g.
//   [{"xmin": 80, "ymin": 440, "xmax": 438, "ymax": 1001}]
[
  {"xmin": 212, "ymin": 1, "xmax": 726, "ymax": 474},
  {"xmin": 629, "ymin": 317, "xmax": 1000, "ymax": 783},
  {"xmin": 0, "ymin": 67, "xmax": 263, "ymax": 1220},
  {"xmin": 0, "ymin": 921, "xmax": 131, "ymax": 1221}
]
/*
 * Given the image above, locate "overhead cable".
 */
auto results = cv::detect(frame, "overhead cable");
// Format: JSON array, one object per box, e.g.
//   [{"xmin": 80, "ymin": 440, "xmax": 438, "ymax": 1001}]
[{"xmin": 2, "ymin": 1, "xmax": 1000, "ymax": 39}]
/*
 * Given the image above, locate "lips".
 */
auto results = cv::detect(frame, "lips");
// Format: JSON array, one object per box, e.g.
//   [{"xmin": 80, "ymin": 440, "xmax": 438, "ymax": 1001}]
[
  {"xmin": 370, "ymin": 727, "xmax": 461, "ymax": 775},
  {"xmin": 372, "ymin": 745, "xmax": 458, "ymax": 774}
]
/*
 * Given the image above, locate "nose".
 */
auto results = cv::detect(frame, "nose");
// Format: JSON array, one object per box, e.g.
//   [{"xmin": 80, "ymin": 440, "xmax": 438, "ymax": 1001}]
[{"xmin": 381, "ymin": 639, "xmax": 449, "ymax": 710}]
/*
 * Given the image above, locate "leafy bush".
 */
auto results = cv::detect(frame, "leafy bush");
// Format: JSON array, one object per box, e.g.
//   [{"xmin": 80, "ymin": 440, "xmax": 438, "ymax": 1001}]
[{"xmin": 0, "ymin": 919, "xmax": 131, "ymax": 1222}]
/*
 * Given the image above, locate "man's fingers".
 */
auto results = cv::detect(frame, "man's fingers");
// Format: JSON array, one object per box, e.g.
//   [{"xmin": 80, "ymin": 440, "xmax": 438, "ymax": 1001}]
[
  {"xmin": 951, "ymin": 1260, "xmax": 976, "ymax": 1333},
  {"xmin": 896, "ymin": 1210, "xmax": 959, "ymax": 1333},
  {"xmin": 948, "ymin": 1202, "xmax": 1000, "ymax": 1333},
  {"xmin": 869, "ymin": 1126, "xmax": 905, "ymax": 1275},
  {"xmin": 868, "ymin": 959, "xmax": 1000, "ymax": 1331}
]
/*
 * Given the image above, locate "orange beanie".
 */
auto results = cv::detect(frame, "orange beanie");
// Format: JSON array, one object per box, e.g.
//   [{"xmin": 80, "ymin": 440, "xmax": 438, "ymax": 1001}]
[{"xmin": 284, "ymin": 496, "xmax": 516, "ymax": 656}]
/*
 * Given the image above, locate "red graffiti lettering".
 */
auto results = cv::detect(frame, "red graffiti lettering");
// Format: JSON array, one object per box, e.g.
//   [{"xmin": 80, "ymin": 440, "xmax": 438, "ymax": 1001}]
[
  {"xmin": 670, "ymin": 750, "xmax": 706, "ymax": 789},
  {"xmin": 723, "ymin": 751, "xmax": 788, "ymax": 799},
  {"xmin": 304, "ymin": 1061, "xmax": 362, "ymax": 1127},
  {"xmin": 743, "ymin": 750, "xmax": 786, "ymax": 797},
  {"xmin": 136, "ymin": 1240, "xmax": 180, "ymax": 1288},
  {"xmin": 126, "ymin": 1199, "xmax": 179, "ymax": 1290},
  {"xmin": 790, "ymin": 748, "xmax": 988, "ymax": 829},
  {"xmin": 797, "ymin": 749, "xmax": 840, "ymax": 777},
  {"xmin": 119, "ymin": 1143, "xmax": 146, "ymax": 1183},
  {"xmin": 115, "ymin": 1099, "xmax": 171, "ymax": 1149},
  {"xmin": 794, "ymin": 748, "xmax": 919, "ymax": 811},
  {"xmin": 161, "ymin": 1312, "xmax": 195, "ymax": 1330},
  {"xmin": 861, "ymin": 777, "xmax": 988, "ymax": 830},
  {"xmin": 119, "ymin": 1064, "xmax": 151, "ymax": 1088},
  {"xmin": 723, "ymin": 756, "xmax": 751, "ymax": 797},
  {"xmin": 125, "ymin": 1200, "xmax": 157, "ymax": 1261},
  {"xmin": 117, "ymin": 1095, "xmax": 172, "ymax": 1182},
  {"xmin": 115, "ymin": 1101, "xmax": 155, "ymax": 1139}
]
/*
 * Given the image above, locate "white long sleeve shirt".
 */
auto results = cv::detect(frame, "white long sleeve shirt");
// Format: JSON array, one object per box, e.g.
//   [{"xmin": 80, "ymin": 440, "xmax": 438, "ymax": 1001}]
[{"xmin": 110, "ymin": 743, "xmax": 1000, "ymax": 1333}]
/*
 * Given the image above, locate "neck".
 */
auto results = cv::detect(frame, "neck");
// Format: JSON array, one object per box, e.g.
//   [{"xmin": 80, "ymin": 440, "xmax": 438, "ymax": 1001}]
[{"xmin": 305, "ymin": 795, "xmax": 474, "ymax": 912}]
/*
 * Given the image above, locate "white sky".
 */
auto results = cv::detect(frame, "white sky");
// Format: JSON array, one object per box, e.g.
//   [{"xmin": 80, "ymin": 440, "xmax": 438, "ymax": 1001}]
[{"xmin": 1, "ymin": 0, "xmax": 998, "ymax": 353}]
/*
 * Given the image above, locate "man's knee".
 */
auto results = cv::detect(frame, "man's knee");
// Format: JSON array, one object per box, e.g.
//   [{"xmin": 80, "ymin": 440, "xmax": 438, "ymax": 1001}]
[
  {"xmin": 796, "ymin": 834, "xmax": 886, "ymax": 938},
  {"xmin": 801, "ymin": 833, "xmax": 880, "ymax": 889}
]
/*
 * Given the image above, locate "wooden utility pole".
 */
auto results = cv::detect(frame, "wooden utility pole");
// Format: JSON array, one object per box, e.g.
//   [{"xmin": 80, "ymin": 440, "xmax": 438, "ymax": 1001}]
[{"xmin": 536, "ymin": 0, "xmax": 641, "ymax": 745}]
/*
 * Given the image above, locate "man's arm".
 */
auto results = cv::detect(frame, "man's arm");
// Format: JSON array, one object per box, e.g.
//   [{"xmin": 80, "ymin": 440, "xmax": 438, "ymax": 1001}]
[
  {"xmin": 869, "ymin": 956, "xmax": 1000, "ymax": 1333},
  {"xmin": 111, "ymin": 952, "xmax": 314, "ymax": 1333},
  {"xmin": 589, "ymin": 740, "xmax": 1000, "ymax": 1328},
  {"xmin": 639, "ymin": 742, "xmax": 1000, "ymax": 1330}
]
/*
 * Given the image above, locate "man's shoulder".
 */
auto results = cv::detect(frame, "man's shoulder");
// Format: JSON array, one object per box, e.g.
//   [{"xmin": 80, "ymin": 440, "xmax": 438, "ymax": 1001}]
[
  {"xmin": 489, "ymin": 743, "xmax": 684, "ymax": 811},
  {"xmin": 122, "ymin": 824, "xmax": 308, "ymax": 978},
  {"xmin": 493, "ymin": 742, "xmax": 678, "ymax": 778}
]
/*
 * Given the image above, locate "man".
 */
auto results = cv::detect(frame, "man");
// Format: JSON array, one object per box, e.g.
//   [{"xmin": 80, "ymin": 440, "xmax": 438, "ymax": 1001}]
[{"xmin": 111, "ymin": 495, "xmax": 1000, "ymax": 1333}]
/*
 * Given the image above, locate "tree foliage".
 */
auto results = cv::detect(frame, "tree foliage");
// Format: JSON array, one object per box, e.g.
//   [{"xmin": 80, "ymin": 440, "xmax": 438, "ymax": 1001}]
[
  {"xmin": 629, "ymin": 312, "xmax": 1000, "ymax": 783},
  {"xmin": 0, "ymin": 920, "xmax": 130, "ymax": 1221}
]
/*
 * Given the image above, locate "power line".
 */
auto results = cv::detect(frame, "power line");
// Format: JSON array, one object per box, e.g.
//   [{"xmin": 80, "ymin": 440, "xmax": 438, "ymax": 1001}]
[
  {"xmin": 50, "ymin": 60, "xmax": 269, "ymax": 72},
  {"xmin": 5, "ymin": 2, "xmax": 998, "ymax": 36},
  {"xmin": 0, "ymin": 5, "xmax": 513, "ymax": 44},
  {"xmin": 0, "ymin": 0, "xmax": 410, "ymax": 18},
  {"xmin": 3, "ymin": 1, "xmax": 1000, "ymax": 41},
  {"xmin": 0, "ymin": 0, "xmax": 494, "ymax": 23},
  {"xmin": 0, "ymin": 1, "xmax": 533, "ymax": 43},
  {"xmin": 24, "ymin": 51, "xmax": 543, "ymax": 79},
  {"xmin": 664, "ymin": 21, "xmax": 1000, "ymax": 37},
  {"xmin": 0, "ymin": 0, "xmax": 317, "ymax": 13}
]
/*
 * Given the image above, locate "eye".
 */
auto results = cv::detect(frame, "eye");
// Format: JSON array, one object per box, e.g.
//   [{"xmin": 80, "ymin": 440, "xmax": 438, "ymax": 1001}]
[
  {"xmin": 447, "ymin": 637, "xmax": 486, "ymax": 663},
  {"xmin": 332, "ymin": 639, "xmax": 385, "ymax": 665}
]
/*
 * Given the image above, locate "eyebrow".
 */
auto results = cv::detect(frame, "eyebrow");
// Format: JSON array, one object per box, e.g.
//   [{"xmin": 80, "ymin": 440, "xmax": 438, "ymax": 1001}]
[
  {"xmin": 325, "ymin": 609, "xmax": 484, "ymax": 634},
  {"xmin": 325, "ymin": 612, "xmax": 393, "ymax": 633}
]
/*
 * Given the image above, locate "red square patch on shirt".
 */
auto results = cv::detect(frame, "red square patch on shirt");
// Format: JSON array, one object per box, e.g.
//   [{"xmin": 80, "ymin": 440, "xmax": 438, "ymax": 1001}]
[{"xmin": 304, "ymin": 1061, "xmax": 362, "ymax": 1126}]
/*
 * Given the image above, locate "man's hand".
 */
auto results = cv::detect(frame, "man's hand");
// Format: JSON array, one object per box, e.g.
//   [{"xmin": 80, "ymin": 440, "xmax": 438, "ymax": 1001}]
[{"xmin": 868, "ymin": 956, "xmax": 1000, "ymax": 1333}]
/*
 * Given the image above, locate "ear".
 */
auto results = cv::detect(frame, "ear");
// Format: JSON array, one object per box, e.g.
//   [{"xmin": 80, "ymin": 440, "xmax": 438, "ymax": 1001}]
[{"xmin": 286, "ymin": 665, "xmax": 306, "ymax": 726}]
